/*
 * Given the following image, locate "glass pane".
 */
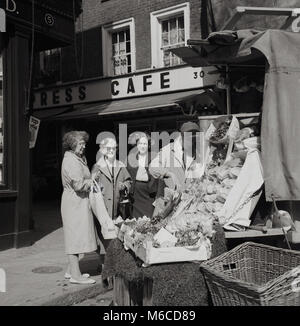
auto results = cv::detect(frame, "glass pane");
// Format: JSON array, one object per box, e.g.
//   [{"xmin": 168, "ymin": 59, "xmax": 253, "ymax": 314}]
[
  {"xmin": 0, "ymin": 55, "xmax": 3, "ymax": 183},
  {"xmin": 178, "ymin": 16, "xmax": 184, "ymax": 29},
  {"xmin": 163, "ymin": 50, "xmax": 170, "ymax": 67},
  {"xmin": 127, "ymin": 54, "xmax": 131, "ymax": 65},
  {"xmin": 170, "ymin": 29, "xmax": 177, "ymax": 45},
  {"xmin": 112, "ymin": 43, "xmax": 119, "ymax": 56},
  {"xmin": 162, "ymin": 32, "xmax": 169, "ymax": 46},
  {"xmin": 119, "ymin": 42, "xmax": 126, "ymax": 55},
  {"xmin": 120, "ymin": 55, "xmax": 127, "ymax": 67},
  {"xmin": 119, "ymin": 31, "xmax": 125, "ymax": 43},
  {"xmin": 169, "ymin": 18, "xmax": 176, "ymax": 32},
  {"xmin": 178, "ymin": 29, "xmax": 185, "ymax": 43},
  {"xmin": 125, "ymin": 29, "xmax": 130, "ymax": 41},
  {"xmin": 112, "ymin": 32, "xmax": 117, "ymax": 44},
  {"xmin": 126, "ymin": 41, "xmax": 131, "ymax": 53},
  {"xmin": 162, "ymin": 20, "xmax": 168, "ymax": 33}
]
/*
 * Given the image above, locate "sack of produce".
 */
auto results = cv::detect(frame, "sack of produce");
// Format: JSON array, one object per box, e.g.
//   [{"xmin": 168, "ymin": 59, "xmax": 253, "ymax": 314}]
[
  {"xmin": 215, "ymin": 150, "xmax": 264, "ymax": 230},
  {"xmin": 206, "ymin": 115, "xmax": 240, "ymax": 145}
]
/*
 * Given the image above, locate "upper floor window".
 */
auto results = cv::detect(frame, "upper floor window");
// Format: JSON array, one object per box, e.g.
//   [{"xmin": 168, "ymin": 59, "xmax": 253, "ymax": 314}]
[
  {"xmin": 38, "ymin": 48, "xmax": 62, "ymax": 84},
  {"xmin": 102, "ymin": 18, "xmax": 136, "ymax": 76},
  {"xmin": 151, "ymin": 3, "xmax": 190, "ymax": 68},
  {"xmin": 112, "ymin": 28, "xmax": 132, "ymax": 75},
  {"xmin": 0, "ymin": 55, "xmax": 4, "ymax": 184},
  {"xmin": 161, "ymin": 15, "xmax": 185, "ymax": 67}
]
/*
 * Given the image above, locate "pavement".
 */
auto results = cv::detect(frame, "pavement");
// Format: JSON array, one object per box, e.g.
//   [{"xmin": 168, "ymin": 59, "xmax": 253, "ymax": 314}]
[{"xmin": 0, "ymin": 200, "xmax": 113, "ymax": 306}]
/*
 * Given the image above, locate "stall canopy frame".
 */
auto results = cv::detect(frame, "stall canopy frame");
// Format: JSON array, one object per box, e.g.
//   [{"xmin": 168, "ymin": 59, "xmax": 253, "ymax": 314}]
[{"xmin": 171, "ymin": 26, "xmax": 300, "ymax": 202}]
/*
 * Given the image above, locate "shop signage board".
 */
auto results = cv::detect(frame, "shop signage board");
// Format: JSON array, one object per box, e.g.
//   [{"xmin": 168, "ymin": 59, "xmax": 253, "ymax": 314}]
[{"xmin": 33, "ymin": 66, "xmax": 218, "ymax": 109}]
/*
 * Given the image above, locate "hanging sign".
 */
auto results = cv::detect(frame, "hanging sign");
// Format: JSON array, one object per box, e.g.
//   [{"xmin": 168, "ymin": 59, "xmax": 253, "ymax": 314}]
[
  {"xmin": 29, "ymin": 116, "xmax": 40, "ymax": 149},
  {"xmin": 0, "ymin": 9, "xmax": 5, "ymax": 32}
]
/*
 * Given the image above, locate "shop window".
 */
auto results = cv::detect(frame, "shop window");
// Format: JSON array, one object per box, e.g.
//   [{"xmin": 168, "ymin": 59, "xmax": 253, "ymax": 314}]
[
  {"xmin": 102, "ymin": 18, "xmax": 136, "ymax": 76},
  {"xmin": 0, "ymin": 55, "xmax": 4, "ymax": 184},
  {"xmin": 39, "ymin": 48, "xmax": 62, "ymax": 84},
  {"xmin": 151, "ymin": 3, "xmax": 190, "ymax": 68}
]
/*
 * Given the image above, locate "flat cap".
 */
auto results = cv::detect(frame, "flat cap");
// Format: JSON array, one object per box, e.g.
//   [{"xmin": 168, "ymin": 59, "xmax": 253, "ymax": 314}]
[{"xmin": 180, "ymin": 121, "xmax": 200, "ymax": 133}]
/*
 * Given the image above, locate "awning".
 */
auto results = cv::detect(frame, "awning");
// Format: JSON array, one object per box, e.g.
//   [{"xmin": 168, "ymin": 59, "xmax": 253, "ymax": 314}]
[
  {"xmin": 32, "ymin": 107, "xmax": 72, "ymax": 120},
  {"xmin": 44, "ymin": 89, "xmax": 213, "ymax": 120}
]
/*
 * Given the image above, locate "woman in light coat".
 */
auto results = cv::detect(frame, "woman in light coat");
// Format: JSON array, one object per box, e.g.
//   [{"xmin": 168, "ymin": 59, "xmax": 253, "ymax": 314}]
[{"xmin": 61, "ymin": 131, "xmax": 97, "ymax": 284}]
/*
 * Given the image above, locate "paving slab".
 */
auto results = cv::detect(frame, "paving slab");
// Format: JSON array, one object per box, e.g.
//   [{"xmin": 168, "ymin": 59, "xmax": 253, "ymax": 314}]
[{"xmin": 0, "ymin": 201, "xmax": 112, "ymax": 306}]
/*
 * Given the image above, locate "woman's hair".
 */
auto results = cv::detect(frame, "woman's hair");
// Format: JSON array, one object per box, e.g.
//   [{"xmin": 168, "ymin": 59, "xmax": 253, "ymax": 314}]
[
  {"xmin": 135, "ymin": 132, "xmax": 150, "ymax": 145},
  {"xmin": 62, "ymin": 131, "xmax": 89, "ymax": 151},
  {"xmin": 99, "ymin": 136, "xmax": 117, "ymax": 151}
]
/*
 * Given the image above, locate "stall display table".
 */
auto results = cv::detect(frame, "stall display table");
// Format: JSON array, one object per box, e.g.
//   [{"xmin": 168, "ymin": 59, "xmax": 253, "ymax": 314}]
[
  {"xmin": 225, "ymin": 227, "xmax": 288, "ymax": 239},
  {"xmin": 225, "ymin": 228, "xmax": 290, "ymax": 250},
  {"xmin": 102, "ymin": 224, "xmax": 227, "ymax": 306}
]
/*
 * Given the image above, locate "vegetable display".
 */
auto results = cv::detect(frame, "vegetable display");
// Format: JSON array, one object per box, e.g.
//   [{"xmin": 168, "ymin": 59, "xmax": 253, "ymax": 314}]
[{"xmin": 114, "ymin": 117, "xmax": 261, "ymax": 264}]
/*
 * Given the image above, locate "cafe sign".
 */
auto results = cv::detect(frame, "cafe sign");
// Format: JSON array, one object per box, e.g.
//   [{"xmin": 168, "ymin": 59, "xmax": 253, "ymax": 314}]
[{"xmin": 33, "ymin": 66, "xmax": 218, "ymax": 109}]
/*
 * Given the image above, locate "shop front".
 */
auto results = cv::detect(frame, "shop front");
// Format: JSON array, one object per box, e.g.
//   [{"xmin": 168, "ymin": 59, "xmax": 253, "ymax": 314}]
[
  {"xmin": 0, "ymin": 0, "xmax": 82, "ymax": 250},
  {"xmin": 31, "ymin": 64, "xmax": 222, "ymax": 200}
]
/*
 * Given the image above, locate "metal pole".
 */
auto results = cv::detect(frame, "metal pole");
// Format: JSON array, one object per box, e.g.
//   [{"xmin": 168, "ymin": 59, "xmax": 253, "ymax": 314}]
[{"xmin": 226, "ymin": 65, "xmax": 231, "ymax": 115}]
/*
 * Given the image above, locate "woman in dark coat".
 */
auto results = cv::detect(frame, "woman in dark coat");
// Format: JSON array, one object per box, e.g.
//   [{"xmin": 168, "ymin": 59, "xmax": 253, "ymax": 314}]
[{"xmin": 127, "ymin": 133, "xmax": 158, "ymax": 219}]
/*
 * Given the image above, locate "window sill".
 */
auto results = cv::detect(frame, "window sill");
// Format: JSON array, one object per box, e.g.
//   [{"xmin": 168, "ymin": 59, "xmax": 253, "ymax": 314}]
[{"xmin": 0, "ymin": 190, "xmax": 18, "ymax": 198}]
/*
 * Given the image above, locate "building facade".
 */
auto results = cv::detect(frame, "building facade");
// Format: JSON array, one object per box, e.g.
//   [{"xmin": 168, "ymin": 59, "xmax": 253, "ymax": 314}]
[
  {"xmin": 0, "ymin": 0, "xmax": 82, "ymax": 250},
  {"xmin": 31, "ymin": 0, "xmax": 223, "ymax": 202}
]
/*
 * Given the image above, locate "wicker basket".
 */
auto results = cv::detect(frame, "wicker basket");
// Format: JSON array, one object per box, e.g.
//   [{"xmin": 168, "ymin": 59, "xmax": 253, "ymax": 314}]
[{"xmin": 200, "ymin": 242, "xmax": 300, "ymax": 306}]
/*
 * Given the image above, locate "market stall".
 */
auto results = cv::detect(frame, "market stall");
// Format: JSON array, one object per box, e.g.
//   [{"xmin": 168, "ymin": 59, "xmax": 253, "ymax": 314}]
[
  {"xmin": 96, "ymin": 28, "xmax": 300, "ymax": 306},
  {"xmin": 172, "ymin": 28, "xmax": 300, "ymax": 242}
]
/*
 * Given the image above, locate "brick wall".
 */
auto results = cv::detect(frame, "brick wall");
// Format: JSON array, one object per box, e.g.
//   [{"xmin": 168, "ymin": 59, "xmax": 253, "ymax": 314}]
[
  {"xmin": 35, "ymin": 0, "xmax": 204, "ymax": 83},
  {"xmin": 37, "ymin": 0, "xmax": 204, "ymax": 84},
  {"xmin": 80, "ymin": 0, "xmax": 202, "ymax": 71}
]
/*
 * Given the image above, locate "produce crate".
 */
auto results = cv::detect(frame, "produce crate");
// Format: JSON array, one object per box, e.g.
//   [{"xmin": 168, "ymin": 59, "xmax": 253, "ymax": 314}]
[
  {"xmin": 123, "ymin": 233, "xmax": 209, "ymax": 266},
  {"xmin": 200, "ymin": 242, "xmax": 300, "ymax": 306}
]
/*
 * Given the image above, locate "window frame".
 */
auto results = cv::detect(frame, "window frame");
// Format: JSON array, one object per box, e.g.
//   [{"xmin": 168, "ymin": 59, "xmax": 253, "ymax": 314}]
[
  {"xmin": 39, "ymin": 47, "xmax": 62, "ymax": 83},
  {"xmin": 102, "ymin": 18, "xmax": 136, "ymax": 76},
  {"xmin": 150, "ymin": 2, "xmax": 190, "ymax": 69}
]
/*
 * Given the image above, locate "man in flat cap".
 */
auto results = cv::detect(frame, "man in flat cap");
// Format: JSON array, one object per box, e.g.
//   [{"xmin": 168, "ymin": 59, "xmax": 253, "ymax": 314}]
[{"xmin": 149, "ymin": 121, "xmax": 205, "ymax": 190}]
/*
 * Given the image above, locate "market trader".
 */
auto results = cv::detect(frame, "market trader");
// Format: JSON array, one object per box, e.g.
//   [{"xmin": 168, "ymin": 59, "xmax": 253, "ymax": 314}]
[{"xmin": 149, "ymin": 121, "xmax": 206, "ymax": 190}]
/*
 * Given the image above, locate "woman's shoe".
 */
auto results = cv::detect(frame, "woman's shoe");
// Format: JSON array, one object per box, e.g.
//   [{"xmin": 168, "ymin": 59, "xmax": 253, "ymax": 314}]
[
  {"xmin": 69, "ymin": 277, "xmax": 96, "ymax": 284},
  {"xmin": 64, "ymin": 272, "xmax": 90, "ymax": 279}
]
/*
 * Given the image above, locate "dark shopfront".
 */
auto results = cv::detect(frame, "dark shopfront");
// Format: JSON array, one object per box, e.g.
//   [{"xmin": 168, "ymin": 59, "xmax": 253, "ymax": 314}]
[
  {"xmin": 0, "ymin": 0, "xmax": 82, "ymax": 250},
  {"xmin": 32, "ymin": 65, "xmax": 223, "ymax": 201}
]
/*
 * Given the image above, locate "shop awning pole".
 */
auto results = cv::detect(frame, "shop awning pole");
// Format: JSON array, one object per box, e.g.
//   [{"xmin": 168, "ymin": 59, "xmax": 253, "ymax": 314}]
[{"xmin": 226, "ymin": 65, "xmax": 231, "ymax": 115}]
